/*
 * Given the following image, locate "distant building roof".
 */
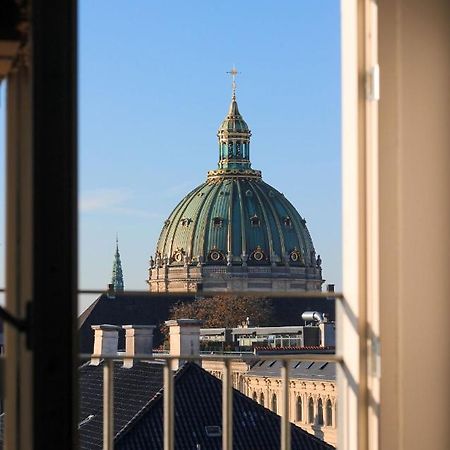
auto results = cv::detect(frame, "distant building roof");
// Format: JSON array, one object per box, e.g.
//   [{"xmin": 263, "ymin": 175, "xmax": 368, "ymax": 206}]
[
  {"xmin": 78, "ymin": 293, "xmax": 195, "ymax": 353},
  {"xmin": 247, "ymin": 359, "xmax": 336, "ymax": 381},
  {"xmin": 79, "ymin": 360, "xmax": 334, "ymax": 450},
  {"xmin": 78, "ymin": 293, "xmax": 335, "ymax": 354}
]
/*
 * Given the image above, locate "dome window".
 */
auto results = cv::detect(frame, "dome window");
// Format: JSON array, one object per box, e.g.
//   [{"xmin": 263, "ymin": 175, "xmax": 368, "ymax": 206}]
[
  {"xmin": 209, "ymin": 249, "xmax": 224, "ymax": 262},
  {"xmin": 251, "ymin": 246, "xmax": 265, "ymax": 262},
  {"xmin": 250, "ymin": 215, "xmax": 260, "ymax": 227},
  {"xmin": 180, "ymin": 218, "xmax": 192, "ymax": 227},
  {"xmin": 173, "ymin": 248, "xmax": 185, "ymax": 263},
  {"xmin": 212, "ymin": 217, "xmax": 223, "ymax": 227},
  {"xmin": 245, "ymin": 190, "xmax": 253, "ymax": 197},
  {"xmin": 284, "ymin": 217, "xmax": 292, "ymax": 228},
  {"xmin": 290, "ymin": 249, "xmax": 304, "ymax": 264},
  {"xmin": 164, "ymin": 219, "xmax": 170, "ymax": 228}
]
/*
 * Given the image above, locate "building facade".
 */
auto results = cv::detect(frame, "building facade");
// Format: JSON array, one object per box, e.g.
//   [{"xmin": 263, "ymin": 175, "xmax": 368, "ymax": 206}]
[{"xmin": 148, "ymin": 85, "xmax": 323, "ymax": 293}]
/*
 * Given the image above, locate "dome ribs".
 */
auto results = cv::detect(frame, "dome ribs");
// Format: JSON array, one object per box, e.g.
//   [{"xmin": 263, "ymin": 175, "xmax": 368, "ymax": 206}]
[
  {"xmin": 199, "ymin": 181, "xmax": 224, "ymax": 263},
  {"xmin": 248, "ymin": 182, "xmax": 273, "ymax": 264},
  {"xmin": 226, "ymin": 180, "xmax": 234, "ymax": 259},
  {"xmin": 156, "ymin": 184, "xmax": 203, "ymax": 258},
  {"xmin": 163, "ymin": 184, "xmax": 205, "ymax": 262},
  {"xmin": 235, "ymin": 180, "xmax": 247, "ymax": 259},
  {"xmin": 253, "ymin": 182, "xmax": 286, "ymax": 264},
  {"xmin": 187, "ymin": 183, "xmax": 215, "ymax": 261},
  {"xmin": 276, "ymin": 192, "xmax": 314, "ymax": 266}
]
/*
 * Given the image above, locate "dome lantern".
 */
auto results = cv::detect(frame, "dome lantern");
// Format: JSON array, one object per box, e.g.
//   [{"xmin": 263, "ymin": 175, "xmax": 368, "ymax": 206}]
[{"xmin": 217, "ymin": 67, "xmax": 252, "ymax": 171}]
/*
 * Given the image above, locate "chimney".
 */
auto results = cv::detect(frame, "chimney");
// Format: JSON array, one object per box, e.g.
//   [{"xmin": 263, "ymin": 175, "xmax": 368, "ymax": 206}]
[
  {"xmin": 165, "ymin": 319, "xmax": 202, "ymax": 369},
  {"xmin": 91, "ymin": 324, "xmax": 121, "ymax": 365},
  {"xmin": 122, "ymin": 325, "xmax": 156, "ymax": 368},
  {"xmin": 106, "ymin": 283, "xmax": 115, "ymax": 299}
]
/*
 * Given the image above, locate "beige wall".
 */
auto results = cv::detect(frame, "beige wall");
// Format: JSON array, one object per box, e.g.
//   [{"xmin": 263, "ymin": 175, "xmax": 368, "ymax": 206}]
[
  {"xmin": 244, "ymin": 375, "xmax": 337, "ymax": 446},
  {"xmin": 378, "ymin": 1, "xmax": 450, "ymax": 449}
]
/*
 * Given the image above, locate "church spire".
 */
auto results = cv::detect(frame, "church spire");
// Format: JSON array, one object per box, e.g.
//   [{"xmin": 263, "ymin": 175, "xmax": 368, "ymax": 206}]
[{"xmin": 111, "ymin": 235, "xmax": 124, "ymax": 292}]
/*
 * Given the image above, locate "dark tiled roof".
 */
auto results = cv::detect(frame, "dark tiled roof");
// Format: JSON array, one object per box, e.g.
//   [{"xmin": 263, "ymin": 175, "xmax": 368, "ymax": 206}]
[
  {"xmin": 247, "ymin": 359, "xmax": 336, "ymax": 381},
  {"xmin": 79, "ymin": 360, "xmax": 164, "ymax": 450},
  {"xmin": 79, "ymin": 360, "xmax": 334, "ymax": 450},
  {"xmin": 115, "ymin": 362, "xmax": 334, "ymax": 450}
]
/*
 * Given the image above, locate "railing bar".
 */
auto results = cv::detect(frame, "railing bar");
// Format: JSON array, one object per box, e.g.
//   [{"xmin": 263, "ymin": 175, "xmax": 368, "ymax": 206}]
[
  {"xmin": 0, "ymin": 286, "xmax": 344, "ymax": 299},
  {"xmin": 280, "ymin": 360, "xmax": 291, "ymax": 450},
  {"xmin": 222, "ymin": 359, "xmax": 233, "ymax": 450},
  {"xmin": 103, "ymin": 359, "xmax": 114, "ymax": 450},
  {"xmin": 79, "ymin": 353, "xmax": 344, "ymax": 363},
  {"xmin": 75, "ymin": 288, "xmax": 344, "ymax": 300},
  {"xmin": 163, "ymin": 360, "xmax": 174, "ymax": 450}
]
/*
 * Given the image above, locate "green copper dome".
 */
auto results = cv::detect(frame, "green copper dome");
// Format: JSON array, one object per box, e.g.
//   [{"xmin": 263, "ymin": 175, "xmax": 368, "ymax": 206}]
[
  {"xmin": 154, "ymin": 177, "xmax": 317, "ymax": 267},
  {"xmin": 148, "ymin": 88, "xmax": 322, "ymax": 293}
]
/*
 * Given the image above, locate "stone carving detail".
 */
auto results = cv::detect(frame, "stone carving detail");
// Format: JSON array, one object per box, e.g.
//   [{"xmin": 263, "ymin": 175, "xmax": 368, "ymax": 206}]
[
  {"xmin": 241, "ymin": 252, "xmax": 248, "ymax": 266},
  {"xmin": 227, "ymin": 252, "xmax": 233, "ymax": 266},
  {"xmin": 155, "ymin": 252, "xmax": 162, "ymax": 267},
  {"xmin": 316, "ymin": 254, "xmax": 322, "ymax": 268}
]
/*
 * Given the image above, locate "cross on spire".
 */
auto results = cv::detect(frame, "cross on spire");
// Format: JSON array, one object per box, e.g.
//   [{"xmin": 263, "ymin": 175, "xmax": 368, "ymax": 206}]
[{"xmin": 227, "ymin": 66, "xmax": 240, "ymax": 99}]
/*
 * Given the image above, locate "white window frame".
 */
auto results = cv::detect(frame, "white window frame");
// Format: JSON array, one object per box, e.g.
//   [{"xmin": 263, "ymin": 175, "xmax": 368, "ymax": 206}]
[{"xmin": 339, "ymin": 1, "xmax": 380, "ymax": 450}]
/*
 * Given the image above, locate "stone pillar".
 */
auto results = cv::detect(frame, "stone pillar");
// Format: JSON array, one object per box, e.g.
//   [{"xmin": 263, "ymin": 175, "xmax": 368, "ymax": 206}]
[
  {"xmin": 165, "ymin": 319, "xmax": 202, "ymax": 369},
  {"xmin": 122, "ymin": 325, "xmax": 155, "ymax": 368},
  {"xmin": 91, "ymin": 325, "xmax": 121, "ymax": 365}
]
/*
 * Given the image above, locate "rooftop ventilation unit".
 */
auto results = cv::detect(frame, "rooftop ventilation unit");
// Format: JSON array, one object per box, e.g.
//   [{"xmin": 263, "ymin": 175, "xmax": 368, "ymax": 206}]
[{"xmin": 301, "ymin": 311, "xmax": 326, "ymax": 324}]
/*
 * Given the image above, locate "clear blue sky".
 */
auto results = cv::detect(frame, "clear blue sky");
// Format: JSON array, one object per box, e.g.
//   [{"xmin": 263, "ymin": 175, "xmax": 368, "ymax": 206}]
[{"xmin": 0, "ymin": 1, "xmax": 341, "ymax": 313}]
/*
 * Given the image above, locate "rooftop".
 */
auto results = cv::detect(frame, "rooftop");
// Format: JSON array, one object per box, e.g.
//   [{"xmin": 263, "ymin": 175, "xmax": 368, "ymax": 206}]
[{"xmin": 79, "ymin": 360, "xmax": 335, "ymax": 450}]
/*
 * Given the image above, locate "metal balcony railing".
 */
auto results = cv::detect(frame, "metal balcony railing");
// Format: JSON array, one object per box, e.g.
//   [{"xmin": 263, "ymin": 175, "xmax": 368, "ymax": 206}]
[{"xmin": 79, "ymin": 352, "xmax": 342, "ymax": 450}]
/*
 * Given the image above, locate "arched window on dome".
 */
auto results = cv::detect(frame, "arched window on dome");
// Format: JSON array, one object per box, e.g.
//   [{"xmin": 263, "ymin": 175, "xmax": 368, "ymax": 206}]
[
  {"xmin": 317, "ymin": 398, "xmax": 324, "ymax": 425},
  {"xmin": 296, "ymin": 396, "xmax": 303, "ymax": 422},
  {"xmin": 284, "ymin": 216, "xmax": 292, "ymax": 228},
  {"xmin": 250, "ymin": 215, "xmax": 260, "ymax": 227},
  {"xmin": 271, "ymin": 394, "xmax": 277, "ymax": 413},
  {"xmin": 326, "ymin": 399, "xmax": 333, "ymax": 426},
  {"xmin": 259, "ymin": 392, "xmax": 264, "ymax": 406},
  {"xmin": 212, "ymin": 217, "xmax": 223, "ymax": 227},
  {"xmin": 308, "ymin": 397, "xmax": 314, "ymax": 424}
]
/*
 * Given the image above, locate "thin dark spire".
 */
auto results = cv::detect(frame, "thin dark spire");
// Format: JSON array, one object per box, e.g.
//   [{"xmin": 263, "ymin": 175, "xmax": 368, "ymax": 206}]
[{"xmin": 111, "ymin": 234, "xmax": 124, "ymax": 292}]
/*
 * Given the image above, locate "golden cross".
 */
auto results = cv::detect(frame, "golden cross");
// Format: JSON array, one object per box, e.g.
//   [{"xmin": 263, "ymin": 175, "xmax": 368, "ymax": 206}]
[{"xmin": 226, "ymin": 66, "xmax": 240, "ymax": 98}]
